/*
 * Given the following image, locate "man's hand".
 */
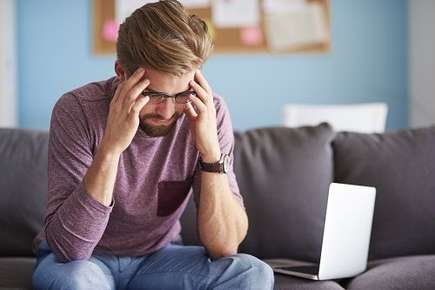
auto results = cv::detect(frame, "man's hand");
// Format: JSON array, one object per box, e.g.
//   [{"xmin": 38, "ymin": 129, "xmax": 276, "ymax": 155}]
[
  {"xmin": 101, "ymin": 68, "xmax": 150, "ymax": 155},
  {"xmin": 185, "ymin": 70, "xmax": 221, "ymax": 162}
]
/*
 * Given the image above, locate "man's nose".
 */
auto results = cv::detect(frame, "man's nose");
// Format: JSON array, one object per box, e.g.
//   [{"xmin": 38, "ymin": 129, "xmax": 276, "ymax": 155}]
[{"xmin": 155, "ymin": 98, "xmax": 176, "ymax": 119}]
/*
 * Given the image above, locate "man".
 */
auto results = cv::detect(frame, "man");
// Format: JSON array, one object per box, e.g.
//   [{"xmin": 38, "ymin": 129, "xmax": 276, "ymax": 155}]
[{"xmin": 32, "ymin": 1, "xmax": 274, "ymax": 289}]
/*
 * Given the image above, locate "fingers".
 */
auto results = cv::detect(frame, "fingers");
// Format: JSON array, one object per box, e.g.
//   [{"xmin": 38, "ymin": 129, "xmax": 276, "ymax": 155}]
[
  {"xmin": 111, "ymin": 85, "xmax": 122, "ymax": 104},
  {"xmin": 184, "ymin": 102, "xmax": 198, "ymax": 119},
  {"xmin": 129, "ymin": 95, "xmax": 150, "ymax": 117},
  {"xmin": 124, "ymin": 78, "xmax": 150, "ymax": 109},
  {"xmin": 117, "ymin": 68, "xmax": 146, "ymax": 103},
  {"xmin": 190, "ymin": 80, "xmax": 213, "ymax": 108},
  {"xmin": 195, "ymin": 70, "xmax": 212, "ymax": 95},
  {"xmin": 187, "ymin": 94, "xmax": 207, "ymax": 116}
]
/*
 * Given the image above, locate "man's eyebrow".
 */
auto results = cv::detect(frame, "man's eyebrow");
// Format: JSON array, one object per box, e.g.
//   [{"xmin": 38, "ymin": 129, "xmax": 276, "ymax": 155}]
[{"xmin": 144, "ymin": 87, "xmax": 165, "ymax": 94}]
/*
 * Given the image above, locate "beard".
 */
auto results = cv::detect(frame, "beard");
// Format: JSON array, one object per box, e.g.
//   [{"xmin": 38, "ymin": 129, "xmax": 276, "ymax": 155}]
[{"xmin": 139, "ymin": 112, "xmax": 181, "ymax": 137}]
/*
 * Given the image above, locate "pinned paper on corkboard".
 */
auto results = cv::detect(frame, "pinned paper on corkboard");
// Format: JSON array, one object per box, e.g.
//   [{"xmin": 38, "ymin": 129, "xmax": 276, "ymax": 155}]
[
  {"xmin": 115, "ymin": 0, "xmax": 157, "ymax": 23},
  {"xmin": 264, "ymin": 1, "xmax": 329, "ymax": 51},
  {"xmin": 211, "ymin": 0, "xmax": 260, "ymax": 28},
  {"xmin": 180, "ymin": 0, "xmax": 210, "ymax": 9}
]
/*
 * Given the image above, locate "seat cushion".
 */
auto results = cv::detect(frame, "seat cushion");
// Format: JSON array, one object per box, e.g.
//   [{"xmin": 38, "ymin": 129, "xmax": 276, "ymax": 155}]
[
  {"xmin": 0, "ymin": 257, "xmax": 35, "ymax": 289},
  {"xmin": 0, "ymin": 129, "xmax": 48, "ymax": 257},
  {"xmin": 346, "ymin": 255, "xmax": 435, "ymax": 290},
  {"xmin": 264, "ymin": 258, "xmax": 345, "ymax": 290},
  {"xmin": 274, "ymin": 275, "xmax": 345, "ymax": 290},
  {"xmin": 333, "ymin": 126, "xmax": 435, "ymax": 260}
]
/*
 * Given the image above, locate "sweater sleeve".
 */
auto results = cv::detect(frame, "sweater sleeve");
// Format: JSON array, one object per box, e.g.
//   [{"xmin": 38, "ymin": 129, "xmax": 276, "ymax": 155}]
[{"xmin": 43, "ymin": 93, "xmax": 113, "ymax": 262}]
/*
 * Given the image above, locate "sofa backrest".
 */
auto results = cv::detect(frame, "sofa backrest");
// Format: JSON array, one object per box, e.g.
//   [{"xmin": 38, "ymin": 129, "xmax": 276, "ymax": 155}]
[
  {"xmin": 182, "ymin": 124, "xmax": 435, "ymax": 262},
  {"xmin": 333, "ymin": 125, "xmax": 435, "ymax": 260},
  {"xmin": 0, "ymin": 128, "xmax": 48, "ymax": 257},
  {"xmin": 2, "ymin": 125, "xmax": 434, "ymax": 262}
]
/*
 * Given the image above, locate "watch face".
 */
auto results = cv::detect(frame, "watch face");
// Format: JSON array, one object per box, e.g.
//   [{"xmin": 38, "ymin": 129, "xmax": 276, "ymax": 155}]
[{"xmin": 223, "ymin": 154, "xmax": 230, "ymax": 173}]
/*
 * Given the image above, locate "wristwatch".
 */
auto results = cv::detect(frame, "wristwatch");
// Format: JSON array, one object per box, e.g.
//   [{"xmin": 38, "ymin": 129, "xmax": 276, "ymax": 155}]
[{"xmin": 198, "ymin": 153, "xmax": 230, "ymax": 174}]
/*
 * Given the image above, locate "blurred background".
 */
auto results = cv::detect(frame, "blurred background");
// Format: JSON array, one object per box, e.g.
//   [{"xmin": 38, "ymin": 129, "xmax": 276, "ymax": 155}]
[{"xmin": 0, "ymin": 0, "xmax": 434, "ymax": 132}]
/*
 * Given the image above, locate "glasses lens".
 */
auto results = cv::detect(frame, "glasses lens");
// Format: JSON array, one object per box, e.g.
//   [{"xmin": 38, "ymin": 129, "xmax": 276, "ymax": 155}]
[
  {"xmin": 143, "ymin": 92, "xmax": 164, "ymax": 104},
  {"xmin": 175, "ymin": 91, "xmax": 196, "ymax": 104}
]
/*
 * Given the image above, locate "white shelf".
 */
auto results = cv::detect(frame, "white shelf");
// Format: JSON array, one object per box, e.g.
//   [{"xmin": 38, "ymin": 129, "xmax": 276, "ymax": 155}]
[{"xmin": 0, "ymin": 0, "xmax": 17, "ymax": 127}]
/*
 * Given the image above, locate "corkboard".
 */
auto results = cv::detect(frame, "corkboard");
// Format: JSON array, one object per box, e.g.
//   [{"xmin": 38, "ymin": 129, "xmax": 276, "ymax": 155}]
[{"xmin": 93, "ymin": 0, "xmax": 330, "ymax": 55}]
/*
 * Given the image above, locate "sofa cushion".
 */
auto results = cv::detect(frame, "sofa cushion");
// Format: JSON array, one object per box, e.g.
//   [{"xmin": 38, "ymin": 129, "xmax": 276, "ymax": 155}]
[
  {"xmin": 264, "ymin": 258, "xmax": 345, "ymax": 290},
  {"xmin": 346, "ymin": 255, "xmax": 435, "ymax": 290},
  {"xmin": 274, "ymin": 275, "xmax": 345, "ymax": 290},
  {"xmin": 181, "ymin": 124, "xmax": 335, "ymax": 262},
  {"xmin": 0, "ymin": 129, "xmax": 48, "ymax": 257},
  {"xmin": 333, "ymin": 126, "xmax": 435, "ymax": 260},
  {"xmin": 233, "ymin": 124, "xmax": 335, "ymax": 262},
  {"xmin": 0, "ymin": 257, "xmax": 35, "ymax": 289}
]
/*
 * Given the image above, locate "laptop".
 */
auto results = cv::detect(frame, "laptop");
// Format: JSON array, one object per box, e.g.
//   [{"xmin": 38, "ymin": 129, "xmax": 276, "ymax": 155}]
[{"xmin": 273, "ymin": 182, "xmax": 376, "ymax": 280}]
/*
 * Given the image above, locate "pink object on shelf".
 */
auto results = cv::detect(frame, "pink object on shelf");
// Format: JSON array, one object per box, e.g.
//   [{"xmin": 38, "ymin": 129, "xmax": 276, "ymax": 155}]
[
  {"xmin": 102, "ymin": 20, "xmax": 120, "ymax": 42},
  {"xmin": 240, "ymin": 26, "xmax": 263, "ymax": 46}
]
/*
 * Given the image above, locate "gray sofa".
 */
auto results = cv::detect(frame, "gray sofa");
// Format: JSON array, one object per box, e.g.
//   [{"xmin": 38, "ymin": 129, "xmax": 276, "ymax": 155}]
[{"xmin": 1, "ymin": 123, "xmax": 435, "ymax": 290}]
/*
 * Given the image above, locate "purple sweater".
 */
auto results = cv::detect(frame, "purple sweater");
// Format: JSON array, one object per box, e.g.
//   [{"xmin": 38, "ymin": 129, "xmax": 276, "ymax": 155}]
[{"xmin": 33, "ymin": 77, "xmax": 243, "ymax": 262}]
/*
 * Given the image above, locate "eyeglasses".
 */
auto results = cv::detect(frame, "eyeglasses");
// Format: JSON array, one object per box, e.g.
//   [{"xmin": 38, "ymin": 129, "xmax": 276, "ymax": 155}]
[{"xmin": 142, "ymin": 90, "xmax": 196, "ymax": 104}]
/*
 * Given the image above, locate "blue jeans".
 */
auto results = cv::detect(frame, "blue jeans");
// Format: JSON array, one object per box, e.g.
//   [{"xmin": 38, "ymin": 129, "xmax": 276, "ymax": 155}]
[{"xmin": 32, "ymin": 241, "xmax": 274, "ymax": 290}]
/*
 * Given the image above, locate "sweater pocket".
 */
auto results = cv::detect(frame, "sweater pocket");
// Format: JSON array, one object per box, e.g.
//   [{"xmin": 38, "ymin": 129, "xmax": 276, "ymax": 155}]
[{"xmin": 157, "ymin": 177, "xmax": 193, "ymax": 217}]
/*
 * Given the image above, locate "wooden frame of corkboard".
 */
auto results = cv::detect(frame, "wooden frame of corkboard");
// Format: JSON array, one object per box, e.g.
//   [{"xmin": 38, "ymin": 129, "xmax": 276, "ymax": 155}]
[{"xmin": 93, "ymin": 0, "xmax": 330, "ymax": 55}]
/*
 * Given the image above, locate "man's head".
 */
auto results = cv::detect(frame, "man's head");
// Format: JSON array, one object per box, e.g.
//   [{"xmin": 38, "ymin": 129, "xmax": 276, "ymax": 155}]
[{"xmin": 115, "ymin": 0, "xmax": 213, "ymax": 137}]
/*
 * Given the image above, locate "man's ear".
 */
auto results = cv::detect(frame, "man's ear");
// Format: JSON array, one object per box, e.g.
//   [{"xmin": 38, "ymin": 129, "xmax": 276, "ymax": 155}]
[{"xmin": 114, "ymin": 61, "xmax": 125, "ymax": 80}]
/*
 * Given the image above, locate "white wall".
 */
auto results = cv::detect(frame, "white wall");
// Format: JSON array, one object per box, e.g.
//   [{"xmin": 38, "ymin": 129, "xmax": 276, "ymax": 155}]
[
  {"xmin": 0, "ymin": 0, "xmax": 18, "ymax": 127},
  {"xmin": 409, "ymin": 0, "xmax": 435, "ymax": 127}
]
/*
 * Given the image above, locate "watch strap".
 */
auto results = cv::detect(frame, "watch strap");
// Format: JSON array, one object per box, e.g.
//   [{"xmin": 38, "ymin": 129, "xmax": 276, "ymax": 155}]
[{"xmin": 199, "ymin": 154, "xmax": 228, "ymax": 173}]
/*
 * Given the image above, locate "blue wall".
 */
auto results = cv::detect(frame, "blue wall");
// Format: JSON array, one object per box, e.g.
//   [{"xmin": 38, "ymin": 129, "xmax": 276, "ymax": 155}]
[{"xmin": 17, "ymin": 0, "xmax": 408, "ymax": 131}]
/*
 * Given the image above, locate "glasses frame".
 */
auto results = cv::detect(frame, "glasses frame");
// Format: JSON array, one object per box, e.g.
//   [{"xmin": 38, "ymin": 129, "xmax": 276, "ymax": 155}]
[{"xmin": 142, "ymin": 90, "xmax": 196, "ymax": 104}]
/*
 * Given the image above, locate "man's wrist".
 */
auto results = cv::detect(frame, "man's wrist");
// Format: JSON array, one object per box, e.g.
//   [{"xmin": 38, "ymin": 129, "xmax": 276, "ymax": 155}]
[
  {"xmin": 99, "ymin": 140, "xmax": 122, "ymax": 159},
  {"xmin": 200, "ymin": 150, "xmax": 221, "ymax": 163}
]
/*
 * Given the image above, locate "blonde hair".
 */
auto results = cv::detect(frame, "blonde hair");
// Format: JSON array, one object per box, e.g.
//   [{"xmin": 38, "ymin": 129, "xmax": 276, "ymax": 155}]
[{"xmin": 117, "ymin": 0, "xmax": 213, "ymax": 76}]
